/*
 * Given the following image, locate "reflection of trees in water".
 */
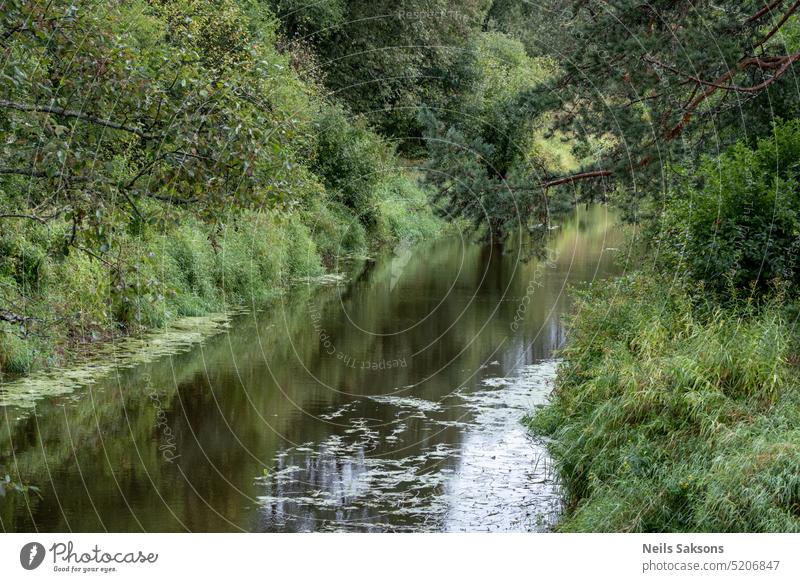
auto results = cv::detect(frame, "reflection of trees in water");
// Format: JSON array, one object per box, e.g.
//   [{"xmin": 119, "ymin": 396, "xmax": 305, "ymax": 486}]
[
  {"xmin": 0, "ymin": 205, "xmax": 621, "ymax": 532},
  {"xmin": 257, "ymin": 435, "xmax": 457, "ymax": 532}
]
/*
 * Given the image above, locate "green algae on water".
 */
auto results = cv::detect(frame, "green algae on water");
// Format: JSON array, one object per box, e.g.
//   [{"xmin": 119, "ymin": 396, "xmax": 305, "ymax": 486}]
[{"xmin": 0, "ymin": 313, "xmax": 231, "ymax": 410}]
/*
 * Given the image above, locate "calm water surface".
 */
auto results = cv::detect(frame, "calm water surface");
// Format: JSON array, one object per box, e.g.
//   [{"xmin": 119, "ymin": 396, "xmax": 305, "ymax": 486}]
[{"xmin": 0, "ymin": 205, "xmax": 625, "ymax": 532}]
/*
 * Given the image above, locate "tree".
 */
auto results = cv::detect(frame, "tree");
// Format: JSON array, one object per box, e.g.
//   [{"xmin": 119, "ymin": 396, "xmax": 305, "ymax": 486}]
[
  {"xmin": 271, "ymin": 0, "xmax": 491, "ymax": 145},
  {"xmin": 0, "ymin": 0, "xmax": 301, "ymax": 253},
  {"xmin": 527, "ymin": 1, "xmax": 800, "ymax": 200},
  {"xmin": 420, "ymin": 1, "xmax": 800, "ymax": 236},
  {"xmin": 419, "ymin": 32, "xmax": 570, "ymax": 238}
]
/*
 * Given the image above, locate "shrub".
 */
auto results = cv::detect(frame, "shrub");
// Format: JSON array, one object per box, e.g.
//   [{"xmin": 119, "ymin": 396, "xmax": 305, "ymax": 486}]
[
  {"xmin": 304, "ymin": 201, "xmax": 368, "ymax": 264},
  {"xmin": 659, "ymin": 120, "xmax": 800, "ymax": 298},
  {"xmin": 310, "ymin": 105, "xmax": 388, "ymax": 224},
  {"xmin": 373, "ymin": 174, "xmax": 441, "ymax": 244}
]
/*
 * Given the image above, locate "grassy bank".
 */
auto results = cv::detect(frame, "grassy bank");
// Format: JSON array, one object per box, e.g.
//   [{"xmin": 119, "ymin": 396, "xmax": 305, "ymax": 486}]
[
  {"xmin": 530, "ymin": 270, "xmax": 800, "ymax": 533},
  {"xmin": 0, "ymin": 192, "xmax": 440, "ymax": 376},
  {"xmin": 531, "ymin": 122, "xmax": 800, "ymax": 532}
]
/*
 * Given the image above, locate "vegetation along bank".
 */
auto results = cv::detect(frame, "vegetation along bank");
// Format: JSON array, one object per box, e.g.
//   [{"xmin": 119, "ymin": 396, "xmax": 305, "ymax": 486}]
[{"xmin": 0, "ymin": 1, "xmax": 442, "ymax": 375}]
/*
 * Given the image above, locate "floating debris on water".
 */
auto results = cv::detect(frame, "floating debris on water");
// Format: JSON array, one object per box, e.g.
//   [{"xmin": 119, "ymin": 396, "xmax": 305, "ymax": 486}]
[
  {"xmin": 368, "ymin": 395, "xmax": 442, "ymax": 413},
  {"xmin": 298, "ymin": 272, "xmax": 347, "ymax": 286},
  {"xmin": 256, "ymin": 360, "xmax": 563, "ymax": 532}
]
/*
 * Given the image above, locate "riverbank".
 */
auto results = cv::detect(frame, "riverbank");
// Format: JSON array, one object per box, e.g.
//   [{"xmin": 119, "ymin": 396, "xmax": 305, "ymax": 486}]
[
  {"xmin": 529, "ymin": 123, "xmax": 800, "ymax": 533},
  {"xmin": 529, "ymin": 270, "xmax": 800, "ymax": 532},
  {"xmin": 0, "ymin": 190, "xmax": 443, "ymax": 378},
  {"xmin": 0, "ymin": 0, "xmax": 448, "ymax": 379}
]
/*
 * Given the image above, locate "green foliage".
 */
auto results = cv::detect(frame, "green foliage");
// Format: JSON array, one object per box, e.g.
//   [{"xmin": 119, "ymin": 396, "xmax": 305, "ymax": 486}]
[
  {"xmin": 419, "ymin": 33, "xmax": 563, "ymax": 237},
  {"xmin": 303, "ymin": 201, "xmax": 368, "ymax": 265},
  {"xmin": 270, "ymin": 0, "xmax": 346, "ymax": 42},
  {"xmin": 506, "ymin": 1, "xmax": 800, "ymax": 204},
  {"xmin": 373, "ymin": 174, "xmax": 442, "ymax": 244},
  {"xmin": 0, "ymin": 0, "xmax": 443, "ymax": 376},
  {"xmin": 0, "ymin": 192, "xmax": 439, "ymax": 375},
  {"xmin": 658, "ymin": 120, "xmax": 800, "ymax": 298},
  {"xmin": 268, "ymin": 0, "xmax": 586, "ymax": 238},
  {"xmin": 310, "ymin": 106, "xmax": 387, "ymax": 224},
  {"xmin": 271, "ymin": 0, "xmax": 491, "ymax": 143},
  {"xmin": 530, "ymin": 272, "xmax": 800, "ymax": 532},
  {"xmin": 1, "ymin": 0, "xmax": 291, "ymax": 221}
]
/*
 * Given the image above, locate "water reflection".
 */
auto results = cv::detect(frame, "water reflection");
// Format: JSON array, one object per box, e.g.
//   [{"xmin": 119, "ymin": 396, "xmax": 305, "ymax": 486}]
[
  {"xmin": 257, "ymin": 361, "xmax": 562, "ymax": 532},
  {"xmin": 0, "ymin": 205, "xmax": 625, "ymax": 532}
]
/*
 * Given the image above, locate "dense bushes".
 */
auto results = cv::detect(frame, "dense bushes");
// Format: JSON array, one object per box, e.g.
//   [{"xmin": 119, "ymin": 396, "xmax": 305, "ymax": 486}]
[
  {"xmin": 530, "ymin": 273, "xmax": 800, "ymax": 532},
  {"xmin": 310, "ymin": 105, "xmax": 388, "ymax": 224},
  {"xmin": 658, "ymin": 120, "xmax": 800, "ymax": 298}
]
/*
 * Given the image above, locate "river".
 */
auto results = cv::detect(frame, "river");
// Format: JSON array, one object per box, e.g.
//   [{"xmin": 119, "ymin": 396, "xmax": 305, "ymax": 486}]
[{"xmin": 0, "ymin": 205, "xmax": 624, "ymax": 532}]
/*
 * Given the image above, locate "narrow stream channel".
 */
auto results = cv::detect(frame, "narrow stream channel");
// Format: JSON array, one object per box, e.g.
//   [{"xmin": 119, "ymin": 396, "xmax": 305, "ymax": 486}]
[{"xmin": 0, "ymin": 205, "xmax": 624, "ymax": 532}]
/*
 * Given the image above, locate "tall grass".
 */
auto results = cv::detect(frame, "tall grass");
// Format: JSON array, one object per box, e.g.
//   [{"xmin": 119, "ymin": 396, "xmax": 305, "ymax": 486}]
[
  {"xmin": 530, "ymin": 272, "xmax": 800, "ymax": 532},
  {"xmin": 0, "ymin": 193, "xmax": 441, "ymax": 375}
]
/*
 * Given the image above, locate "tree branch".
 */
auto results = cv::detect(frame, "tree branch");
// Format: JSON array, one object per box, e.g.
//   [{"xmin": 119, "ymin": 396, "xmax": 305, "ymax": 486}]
[
  {"xmin": 644, "ymin": 52, "xmax": 800, "ymax": 140},
  {"xmin": 0, "ymin": 100, "xmax": 162, "ymax": 140},
  {"xmin": 1, "ymin": 166, "xmax": 195, "ymax": 207},
  {"xmin": 755, "ymin": 0, "xmax": 800, "ymax": 48},
  {"xmin": 485, "ymin": 170, "xmax": 614, "ymax": 192},
  {"xmin": 644, "ymin": 54, "xmax": 799, "ymax": 93},
  {"xmin": 748, "ymin": 0, "xmax": 785, "ymax": 22},
  {"xmin": 0, "ymin": 213, "xmax": 49, "ymax": 224},
  {"xmin": 541, "ymin": 170, "xmax": 612, "ymax": 189}
]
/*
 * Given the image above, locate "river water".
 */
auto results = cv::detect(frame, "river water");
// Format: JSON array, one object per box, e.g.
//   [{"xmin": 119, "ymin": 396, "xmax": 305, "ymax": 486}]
[{"xmin": 0, "ymin": 205, "xmax": 624, "ymax": 532}]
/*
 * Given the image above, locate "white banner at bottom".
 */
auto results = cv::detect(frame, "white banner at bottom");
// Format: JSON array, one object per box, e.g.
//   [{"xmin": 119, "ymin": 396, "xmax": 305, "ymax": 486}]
[{"xmin": 1, "ymin": 533, "xmax": 797, "ymax": 581}]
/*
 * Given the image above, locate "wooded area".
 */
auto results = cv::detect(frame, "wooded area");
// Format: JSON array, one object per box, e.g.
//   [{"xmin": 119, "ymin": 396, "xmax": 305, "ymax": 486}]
[{"xmin": 3, "ymin": 0, "xmax": 800, "ymax": 533}]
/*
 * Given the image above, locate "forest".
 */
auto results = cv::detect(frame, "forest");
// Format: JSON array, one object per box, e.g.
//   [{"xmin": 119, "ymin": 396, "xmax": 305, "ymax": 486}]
[{"xmin": 2, "ymin": 0, "xmax": 800, "ymax": 533}]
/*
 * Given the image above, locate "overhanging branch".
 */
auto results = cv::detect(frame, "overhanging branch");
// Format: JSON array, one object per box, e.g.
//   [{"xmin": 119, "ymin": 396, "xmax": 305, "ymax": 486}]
[
  {"xmin": 0, "ymin": 100, "xmax": 162, "ymax": 140},
  {"xmin": 542, "ymin": 170, "xmax": 613, "ymax": 189},
  {"xmin": 644, "ymin": 52, "xmax": 800, "ymax": 140}
]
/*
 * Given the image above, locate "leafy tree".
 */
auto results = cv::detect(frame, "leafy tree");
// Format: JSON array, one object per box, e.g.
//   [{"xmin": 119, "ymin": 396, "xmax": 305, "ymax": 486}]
[
  {"xmin": 526, "ymin": 1, "xmax": 800, "ymax": 199},
  {"xmin": 420, "ymin": 33, "xmax": 566, "ymax": 237},
  {"xmin": 0, "ymin": 1, "xmax": 304, "ymax": 255},
  {"xmin": 310, "ymin": 104, "xmax": 388, "ymax": 225},
  {"xmin": 269, "ymin": 0, "xmax": 346, "ymax": 43},
  {"xmin": 0, "ymin": 0, "xmax": 447, "ymax": 368},
  {"xmin": 418, "ymin": 1, "xmax": 800, "ymax": 235},
  {"xmin": 271, "ymin": 0, "xmax": 491, "ymax": 144}
]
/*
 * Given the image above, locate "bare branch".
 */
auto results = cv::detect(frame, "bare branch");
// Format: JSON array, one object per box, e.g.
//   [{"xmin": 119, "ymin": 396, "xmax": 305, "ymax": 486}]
[
  {"xmin": 645, "ymin": 53, "xmax": 800, "ymax": 93},
  {"xmin": 486, "ymin": 170, "xmax": 614, "ymax": 192}
]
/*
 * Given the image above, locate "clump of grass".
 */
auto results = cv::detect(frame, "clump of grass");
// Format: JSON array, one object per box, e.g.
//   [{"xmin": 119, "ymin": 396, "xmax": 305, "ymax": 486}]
[
  {"xmin": 372, "ymin": 174, "xmax": 442, "ymax": 244},
  {"xmin": 530, "ymin": 272, "xmax": 800, "ymax": 532}
]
